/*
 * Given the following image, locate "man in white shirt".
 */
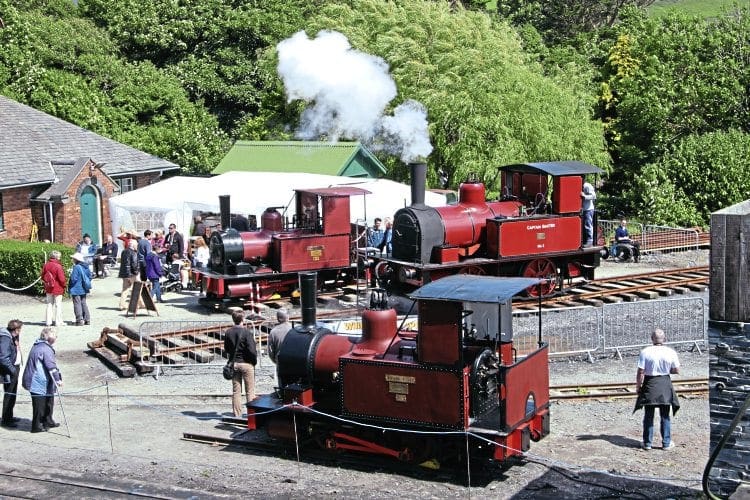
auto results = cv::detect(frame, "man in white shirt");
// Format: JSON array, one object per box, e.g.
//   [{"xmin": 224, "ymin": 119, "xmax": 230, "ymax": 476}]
[{"xmin": 634, "ymin": 329, "xmax": 680, "ymax": 450}]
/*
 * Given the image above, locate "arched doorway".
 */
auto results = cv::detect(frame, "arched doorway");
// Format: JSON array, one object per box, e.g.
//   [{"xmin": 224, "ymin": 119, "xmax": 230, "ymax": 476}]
[{"xmin": 80, "ymin": 186, "xmax": 101, "ymax": 244}]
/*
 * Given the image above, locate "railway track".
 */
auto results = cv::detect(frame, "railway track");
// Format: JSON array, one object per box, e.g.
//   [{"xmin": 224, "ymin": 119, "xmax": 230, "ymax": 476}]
[
  {"xmin": 515, "ymin": 266, "xmax": 709, "ymax": 311},
  {"xmin": 550, "ymin": 378, "xmax": 708, "ymax": 401}
]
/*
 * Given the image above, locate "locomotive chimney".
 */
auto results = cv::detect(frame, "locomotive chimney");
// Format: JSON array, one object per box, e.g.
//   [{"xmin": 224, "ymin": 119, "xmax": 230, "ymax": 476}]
[
  {"xmin": 219, "ymin": 195, "xmax": 231, "ymax": 230},
  {"xmin": 299, "ymin": 272, "xmax": 317, "ymax": 331},
  {"xmin": 409, "ymin": 162, "xmax": 427, "ymax": 207}
]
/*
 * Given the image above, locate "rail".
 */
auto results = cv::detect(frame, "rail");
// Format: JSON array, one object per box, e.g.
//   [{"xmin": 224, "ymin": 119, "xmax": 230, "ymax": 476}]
[{"xmin": 550, "ymin": 378, "xmax": 708, "ymax": 401}]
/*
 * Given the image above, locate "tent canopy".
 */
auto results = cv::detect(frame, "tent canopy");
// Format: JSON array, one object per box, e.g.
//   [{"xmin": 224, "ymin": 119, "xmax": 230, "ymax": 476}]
[{"xmin": 108, "ymin": 171, "xmax": 447, "ymax": 245}]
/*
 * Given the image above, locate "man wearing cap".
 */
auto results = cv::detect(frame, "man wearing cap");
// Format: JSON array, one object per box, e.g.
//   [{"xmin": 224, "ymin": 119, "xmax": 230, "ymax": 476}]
[{"xmin": 69, "ymin": 252, "xmax": 93, "ymax": 326}]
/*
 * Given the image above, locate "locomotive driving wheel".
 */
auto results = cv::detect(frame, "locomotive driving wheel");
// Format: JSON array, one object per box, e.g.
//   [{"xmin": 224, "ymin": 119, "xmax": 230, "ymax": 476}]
[
  {"xmin": 458, "ymin": 265, "xmax": 486, "ymax": 275},
  {"xmin": 522, "ymin": 258, "xmax": 558, "ymax": 297}
]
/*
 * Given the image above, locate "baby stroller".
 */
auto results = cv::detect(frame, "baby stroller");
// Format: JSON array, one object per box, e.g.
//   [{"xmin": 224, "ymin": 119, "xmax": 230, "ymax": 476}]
[{"xmin": 161, "ymin": 260, "xmax": 194, "ymax": 293}]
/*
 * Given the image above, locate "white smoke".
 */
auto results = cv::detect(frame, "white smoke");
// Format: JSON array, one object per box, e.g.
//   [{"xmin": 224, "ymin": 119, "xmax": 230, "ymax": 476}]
[{"xmin": 276, "ymin": 30, "xmax": 433, "ymax": 163}]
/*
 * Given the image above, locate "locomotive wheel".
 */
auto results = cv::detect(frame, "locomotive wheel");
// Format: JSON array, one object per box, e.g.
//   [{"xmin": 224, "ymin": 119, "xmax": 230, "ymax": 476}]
[
  {"xmin": 458, "ymin": 265, "xmax": 486, "ymax": 275},
  {"xmin": 373, "ymin": 261, "xmax": 395, "ymax": 290},
  {"xmin": 522, "ymin": 258, "xmax": 557, "ymax": 297}
]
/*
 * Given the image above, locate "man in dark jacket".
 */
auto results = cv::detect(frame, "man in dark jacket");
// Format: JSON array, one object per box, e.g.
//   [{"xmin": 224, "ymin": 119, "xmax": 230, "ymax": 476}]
[
  {"xmin": 22, "ymin": 327, "xmax": 62, "ymax": 433},
  {"xmin": 0, "ymin": 319, "xmax": 23, "ymax": 427},
  {"xmin": 164, "ymin": 224, "xmax": 184, "ymax": 265},
  {"xmin": 223, "ymin": 311, "xmax": 257, "ymax": 417},
  {"xmin": 137, "ymin": 229, "xmax": 153, "ymax": 281},
  {"xmin": 118, "ymin": 239, "xmax": 140, "ymax": 311},
  {"xmin": 634, "ymin": 328, "xmax": 680, "ymax": 450},
  {"xmin": 94, "ymin": 234, "xmax": 118, "ymax": 278}
]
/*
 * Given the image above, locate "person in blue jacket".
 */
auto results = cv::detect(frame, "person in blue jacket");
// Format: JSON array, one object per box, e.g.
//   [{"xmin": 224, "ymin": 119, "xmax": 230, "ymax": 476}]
[
  {"xmin": 69, "ymin": 252, "xmax": 92, "ymax": 326},
  {"xmin": 145, "ymin": 249, "xmax": 165, "ymax": 303},
  {"xmin": 22, "ymin": 327, "xmax": 62, "ymax": 433}
]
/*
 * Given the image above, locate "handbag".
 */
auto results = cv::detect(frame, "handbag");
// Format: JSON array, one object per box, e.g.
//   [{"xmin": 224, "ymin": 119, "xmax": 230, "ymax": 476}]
[{"xmin": 222, "ymin": 361, "xmax": 235, "ymax": 380}]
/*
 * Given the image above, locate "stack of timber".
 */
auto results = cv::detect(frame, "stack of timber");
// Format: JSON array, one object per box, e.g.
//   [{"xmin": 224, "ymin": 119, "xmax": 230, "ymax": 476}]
[{"xmin": 87, "ymin": 318, "xmax": 270, "ymax": 377}]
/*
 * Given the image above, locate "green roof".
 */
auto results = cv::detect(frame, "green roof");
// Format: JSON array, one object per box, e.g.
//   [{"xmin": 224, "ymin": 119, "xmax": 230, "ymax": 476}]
[{"xmin": 213, "ymin": 141, "xmax": 387, "ymax": 178}]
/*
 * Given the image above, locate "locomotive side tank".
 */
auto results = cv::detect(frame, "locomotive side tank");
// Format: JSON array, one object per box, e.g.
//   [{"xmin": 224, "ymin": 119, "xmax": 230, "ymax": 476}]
[{"xmin": 247, "ymin": 274, "xmax": 550, "ymax": 467}]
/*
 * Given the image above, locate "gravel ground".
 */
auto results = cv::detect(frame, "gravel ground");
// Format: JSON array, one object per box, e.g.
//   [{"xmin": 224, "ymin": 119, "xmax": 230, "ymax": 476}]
[{"xmin": 0, "ymin": 250, "xmax": 711, "ymax": 498}]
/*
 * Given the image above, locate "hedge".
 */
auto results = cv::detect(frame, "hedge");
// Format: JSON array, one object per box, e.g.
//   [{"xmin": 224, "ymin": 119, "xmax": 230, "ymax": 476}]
[{"xmin": 0, "ymin": 240, "xmax": 74, "ymax": 296}]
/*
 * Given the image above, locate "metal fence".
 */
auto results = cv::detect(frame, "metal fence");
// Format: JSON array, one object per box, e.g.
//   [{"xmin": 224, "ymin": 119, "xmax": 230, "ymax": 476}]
[
  {"xmin": 599, "ymin": 219, "xmax": 700, "ymax": 255},
  {"xmin": 513, "ymin": 297, "xmax": 706, "ymax": 361}
]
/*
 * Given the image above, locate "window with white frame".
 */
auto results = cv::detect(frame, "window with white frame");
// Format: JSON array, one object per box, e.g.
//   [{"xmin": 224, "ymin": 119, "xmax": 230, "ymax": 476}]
[
  {"xmin": 131, "ymin": 211, "xmax": 166, "ymax": 234},
  {"xmin": 117, "ymin": 177, "xmax": 135, "ymax": 193}
]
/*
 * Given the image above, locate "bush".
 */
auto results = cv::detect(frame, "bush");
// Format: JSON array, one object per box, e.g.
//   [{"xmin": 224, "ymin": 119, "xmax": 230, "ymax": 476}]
[{"xmin": 0, "ymin": 240, "xmax": 74, "ymax": 296}]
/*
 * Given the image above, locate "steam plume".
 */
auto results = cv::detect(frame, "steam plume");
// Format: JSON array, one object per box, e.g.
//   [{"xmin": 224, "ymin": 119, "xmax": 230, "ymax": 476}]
[{"xmin": 277, "ymin": 30, "xmax": 433, "ymax": 163}]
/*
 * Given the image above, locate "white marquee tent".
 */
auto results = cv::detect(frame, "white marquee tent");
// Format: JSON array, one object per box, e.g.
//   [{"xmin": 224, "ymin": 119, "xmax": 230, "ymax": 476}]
[{"xmin": 108, "ymin": 171, "xmax": 447, "ymax": 245}]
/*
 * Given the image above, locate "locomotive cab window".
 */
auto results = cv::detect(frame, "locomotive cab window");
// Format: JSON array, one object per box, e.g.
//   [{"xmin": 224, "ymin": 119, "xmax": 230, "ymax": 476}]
[{"xmin": 461, "ymin": 299, "xmax": 513, "ymax": 342}]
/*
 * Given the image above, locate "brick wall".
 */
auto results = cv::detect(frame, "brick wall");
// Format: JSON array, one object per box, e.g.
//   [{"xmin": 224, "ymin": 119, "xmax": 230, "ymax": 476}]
[
  {"xmin": 1, "ymin": 168, "xmax": 167, "ymax": 246},
  {"xmin": 0, "ymin": 186, "xmax": 35, "ymax": 241}
]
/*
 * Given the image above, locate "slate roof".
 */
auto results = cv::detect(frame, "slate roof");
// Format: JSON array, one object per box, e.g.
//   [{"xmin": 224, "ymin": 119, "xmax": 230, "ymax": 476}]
[
  {"xmin": 0, "ymin": 95, "xmax": 179, "ymax": 190},
  {"xmin": 212, "ymin": 141, "xmax": 387, "ymax": 177}
]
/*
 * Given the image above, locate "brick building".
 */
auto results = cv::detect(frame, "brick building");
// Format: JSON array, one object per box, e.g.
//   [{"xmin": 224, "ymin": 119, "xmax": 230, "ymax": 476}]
[{"xmin": 0, "ymin": 95, "xmax": 179, "ymax": 246}]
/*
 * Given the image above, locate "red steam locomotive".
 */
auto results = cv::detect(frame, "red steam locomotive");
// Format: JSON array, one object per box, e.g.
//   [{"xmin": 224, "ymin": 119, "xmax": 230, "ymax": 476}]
[
  {"xmin": 195, "ymin": 187, "xmax": 368, "ymax": 305},
  {"xmin": 247, "ymin": 272, "xmax": 550, "ymax": 467},
  {"xmin": 372, "ymin": 161, "xmax": 604, "ymax": 297},
  {"xmin": 195, "ymin": 160, "xmax": 604, "ymax": 305}
]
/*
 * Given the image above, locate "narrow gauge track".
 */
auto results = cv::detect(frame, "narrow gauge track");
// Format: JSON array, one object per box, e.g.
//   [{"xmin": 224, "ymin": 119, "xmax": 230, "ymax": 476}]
[
  {"xmin": 515, "ymin": 266, "xmax": 709, "ymax": 311},
  {"xmin": 550, "ymin": 378, "xmax": 708, "ymax": 401},
  {"xmin": 180, "ymin": 430, "xmax": 496, "ymax": 482}
]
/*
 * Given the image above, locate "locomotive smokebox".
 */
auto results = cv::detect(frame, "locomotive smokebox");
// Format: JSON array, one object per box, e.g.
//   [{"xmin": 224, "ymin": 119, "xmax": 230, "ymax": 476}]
[
  {"xmin": 219, "ymin": 195, "xmax": 231, "ymax": 230},
  {"xmin": 409, "ymin": 162, "xmax": 427, "ymax": 207}
]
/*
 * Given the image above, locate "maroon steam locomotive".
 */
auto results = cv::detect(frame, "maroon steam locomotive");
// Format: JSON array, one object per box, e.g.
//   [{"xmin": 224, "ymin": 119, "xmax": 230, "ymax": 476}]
[
  {"xmin": 195, "ymin": 187, "xmax": 368, "ymax": 305},
  {"xmin": 372, "ymin": 161, "xmax": 604, "ymax": 297},
  {"xmin": 247, "ymin": 272, "xmax": 550, "ymax": 467},
  {"xmin": 194, "ymin": 160, "xmax": 604, "ymax": 304}
]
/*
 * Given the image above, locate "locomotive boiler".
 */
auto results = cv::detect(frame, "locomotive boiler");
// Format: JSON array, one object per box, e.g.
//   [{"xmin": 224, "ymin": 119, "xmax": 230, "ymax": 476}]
[
  {"xmin": 373, "ymin": 161, "xmax": 605, "ymax": 296},
  {"xmin": 194, "ymin": 186, "xmax": 369, "ymax": 305},
  {"xmin": 246, "ymin": 272, "xmax": 550, "ymax": 468}
]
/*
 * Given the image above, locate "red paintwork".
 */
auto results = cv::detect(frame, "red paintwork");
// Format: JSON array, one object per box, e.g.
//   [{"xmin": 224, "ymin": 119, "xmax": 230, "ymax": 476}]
[
  {"xmin": 501, "ymin": 345, "xmax": 549, "ymax": 430},
  {"xmin": 433, "ymin": 245, "xmax": 461, "ymax": 264},
  {"xmin": 239, "ymin": 230, "xmax": 274, "ymax": 261},
  {"xmin": 273, "ymin": 233, "xmax": 351, "ymax": 272},
  {"xmin": 458, "ymin": 181, "xmax": 486, "ymax": 205},
  {"xmin": 553, "ymin": 175, "xmax": 582, "ymax": 214},
  {"xmin": 261, "ymin": 208, "xmax": 283, "ymax": 232},
  {"xmin": 499, "ymin": 342, "xmax": 514, "ymax": 365},
  {"xmin": 341, "ymin": 359, "xmax": 466, "ymax": 428},
  {"xmin": 357, "ymin": 308, "xmax": 397, "ymax": 354},
  {"xmin": 313, "ymin": 334, "xmax": 355, "ymax": 376},
  {"xmin": 417, "ymin": 300, "xmax": 461, "ymax": 365},
  {"xmin": 486, "ymin": 216, "xmax": 582, "ymax": 258}
]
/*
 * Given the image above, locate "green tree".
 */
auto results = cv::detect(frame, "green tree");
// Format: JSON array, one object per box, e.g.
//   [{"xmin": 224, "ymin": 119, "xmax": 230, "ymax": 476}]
[
  {"xmin": 598, "ymin": 7, "xmax": 750, "ymax": 219},
  {"xmin": 256, "ymin": 0, "xmax": 609, "ymax": 187},
  {"xmin": 0, "ymin": 0, "xmax": 228, "ymax": 174},
  {"xmin": 79, "ymin": 0, "xmax": 314, "ymax": 133},
  {"xmin": 497, "ymin": 0, "xmax": 656, "ymax": 44},
  {"xmin": 628, "ymin": 130, "xmax": 750, "ymax": 226}
]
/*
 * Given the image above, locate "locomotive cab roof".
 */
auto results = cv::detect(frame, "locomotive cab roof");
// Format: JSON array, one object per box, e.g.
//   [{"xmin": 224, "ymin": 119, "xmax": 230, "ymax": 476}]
[
  {"xmin": 498, "ymin": 161, "xmax": 604, "ymax": 177},
  {"xmin": 409, "ymin": 275, "xmax": 542, "ymax": 303},
  {"xmin": 295, "ymin": 186, "xmax": 371, "ymax": 197}
]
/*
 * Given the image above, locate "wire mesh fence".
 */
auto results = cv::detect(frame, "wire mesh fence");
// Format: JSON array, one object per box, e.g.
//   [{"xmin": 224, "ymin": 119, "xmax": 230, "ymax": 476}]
[{"xmin": 513, "ymin": 297, "xmax": 706, "ymax": 361}]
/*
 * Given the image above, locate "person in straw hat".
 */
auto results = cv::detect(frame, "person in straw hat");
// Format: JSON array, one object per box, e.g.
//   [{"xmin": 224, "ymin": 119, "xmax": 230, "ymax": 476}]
[{"xmin": 68, "ymin": 252, "xmax": 93, "ymax": 326}]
